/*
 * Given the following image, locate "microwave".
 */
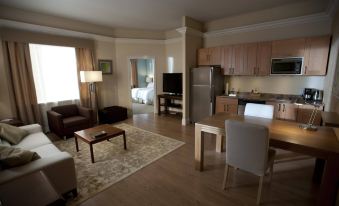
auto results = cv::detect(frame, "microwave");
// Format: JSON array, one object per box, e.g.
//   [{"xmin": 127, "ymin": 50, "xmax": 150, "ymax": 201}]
[{"xmin": 271, "ymin": 57, "xmax": 303, "ymax": 75}]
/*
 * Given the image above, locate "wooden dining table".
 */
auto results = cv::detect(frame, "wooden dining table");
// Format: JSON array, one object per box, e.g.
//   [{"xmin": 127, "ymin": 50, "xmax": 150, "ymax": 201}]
[{"xmin": 195, "ymin": 113, "xmax": 339, "ymax": 206}]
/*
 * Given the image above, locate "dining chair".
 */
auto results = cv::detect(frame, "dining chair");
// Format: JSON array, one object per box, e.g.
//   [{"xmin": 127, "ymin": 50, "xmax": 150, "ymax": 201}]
[
  {"xmin": 223, "ymin": 120, "xmax": 276, "ymax": 205},
  {"xmin": 244, "ymin": 103, "xmax": 274, "ymax": 119}
]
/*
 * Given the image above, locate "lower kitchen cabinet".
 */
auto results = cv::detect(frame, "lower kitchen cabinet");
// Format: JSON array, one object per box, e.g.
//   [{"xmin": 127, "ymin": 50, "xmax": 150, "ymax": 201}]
[
  {"xmin": 216, "ymin": 97, "xmax": 238, "ymax": 114},
  {"xmin": 266, "ymin": 102, "xmax": 297, "ymax": 121},
  {"xmin": 296, "ymin": 104, "xmax": 323, "ymax": 126}
]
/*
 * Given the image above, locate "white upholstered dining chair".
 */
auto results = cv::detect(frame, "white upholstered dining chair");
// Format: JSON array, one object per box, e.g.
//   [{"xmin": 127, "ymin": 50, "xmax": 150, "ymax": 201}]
[
  {"xmin": 244, "ymin": 103, "xmax": 274, "ymax": 119},
  {"xmin": 223, "ymin": 120, "xmax": 276, "ymax": 205}
]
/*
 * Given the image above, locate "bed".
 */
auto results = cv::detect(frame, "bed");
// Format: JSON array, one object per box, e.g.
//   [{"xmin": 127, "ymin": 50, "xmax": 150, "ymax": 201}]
[{"xmin": 131, "ymin": 83, "xmax": 154, "ymax": 105}]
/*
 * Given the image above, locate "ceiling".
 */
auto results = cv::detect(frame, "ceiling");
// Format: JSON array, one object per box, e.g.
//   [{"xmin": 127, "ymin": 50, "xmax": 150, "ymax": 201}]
[{"xmin": 0, "ymin": 0, "xmax": 329, "ymax": 31}]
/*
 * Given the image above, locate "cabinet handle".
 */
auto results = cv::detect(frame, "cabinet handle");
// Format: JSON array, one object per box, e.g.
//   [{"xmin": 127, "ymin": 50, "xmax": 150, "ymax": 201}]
[
  {"xmin": 278, "ymin": 104, "xmax": 281, "ymax": 112},
  {"xmin": 283, "ymin": 104, "xmax": 286, "ymax": 112},
  {"xmin": 224, "ymin": 105, "xmax": 228, "ymax": 112}
]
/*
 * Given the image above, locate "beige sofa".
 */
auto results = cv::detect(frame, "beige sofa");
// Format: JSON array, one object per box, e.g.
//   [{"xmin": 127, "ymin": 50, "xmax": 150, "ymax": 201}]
[{"xmin": 0, "ymin": 124, "xmax": 77, "ymax": 198}]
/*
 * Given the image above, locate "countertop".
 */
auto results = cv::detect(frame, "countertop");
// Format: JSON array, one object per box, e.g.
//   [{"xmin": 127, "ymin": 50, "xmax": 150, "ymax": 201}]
[{"xmin": 218, "ymin": 92, "xmax": 323, "ymax": 105}]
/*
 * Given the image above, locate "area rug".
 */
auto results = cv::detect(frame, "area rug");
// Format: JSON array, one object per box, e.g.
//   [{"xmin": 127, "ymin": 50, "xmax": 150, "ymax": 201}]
[{"xmin": 53, "ymin": 123, "xmax": 185, "ymax": 205}]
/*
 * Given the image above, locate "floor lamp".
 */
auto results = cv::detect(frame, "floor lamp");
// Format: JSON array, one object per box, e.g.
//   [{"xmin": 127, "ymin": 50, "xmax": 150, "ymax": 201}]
[{"xmin": 80, "ymin": 71, "xmax": 103, "ymax": 123}]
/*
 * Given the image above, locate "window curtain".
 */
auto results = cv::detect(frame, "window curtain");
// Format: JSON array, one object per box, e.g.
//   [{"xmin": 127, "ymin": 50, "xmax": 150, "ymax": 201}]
[
  {"xmin": 130, "ymin": 59, "xmax": 138, "ymax": 88},
  {"xmin": 75, "ymin": 48, "xmax": 95, "ymax": 108},
  {"xmin": 3, "ymin": 41, "xmax": 42, "ymax": 125}
]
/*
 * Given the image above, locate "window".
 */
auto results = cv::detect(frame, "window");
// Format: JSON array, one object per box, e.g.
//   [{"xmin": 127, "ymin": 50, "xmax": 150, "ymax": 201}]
[{"xmin": 29, "ymin": 44, "xmax": 79, "ymax": 103}]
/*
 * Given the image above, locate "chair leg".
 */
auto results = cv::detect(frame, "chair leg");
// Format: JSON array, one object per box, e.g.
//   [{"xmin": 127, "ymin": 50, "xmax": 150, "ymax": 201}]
[
  {"xmin": 222, "ymin": 164, "xmax": 229, "ymax": 190},
  {"xmin": 256, "ymin": 176, "xmax": 264, "ymax": 205},
  {"xmin": 269, "ymin": 163, "xmax": 274, "ymax": 183}
]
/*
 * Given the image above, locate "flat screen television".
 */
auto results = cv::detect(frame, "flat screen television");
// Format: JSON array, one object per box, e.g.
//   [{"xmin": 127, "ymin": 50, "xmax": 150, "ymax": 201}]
[{"xmin": 163, "ymin": 73, "xmax": 182, "ymax": 95}]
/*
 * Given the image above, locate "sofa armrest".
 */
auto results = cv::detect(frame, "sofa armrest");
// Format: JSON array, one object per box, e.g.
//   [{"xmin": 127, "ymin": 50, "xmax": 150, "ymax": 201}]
[
  {"xmin": 0, "ymin": 152, "xmax": 77, "ymax": 194},
  {"xmin": 19, "ymin": 124, "xmax": 42, "ymax": 134},
  {"xmin": 78, "ymin": 106, "xmax": 93, "ymax": 122},
  {"xmin": 47, "ymin": 110, "xmax": 63, "ymax": 132}
]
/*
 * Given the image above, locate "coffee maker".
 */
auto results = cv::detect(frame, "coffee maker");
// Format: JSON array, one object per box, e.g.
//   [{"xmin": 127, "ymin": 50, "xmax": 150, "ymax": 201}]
[
  {"xmin": 303, "ymin": 88, "xmax": 323, "ymax": 101},
  {"xmin": 303, "ymin": 88, "xmax": 314, "ymax": 101}
]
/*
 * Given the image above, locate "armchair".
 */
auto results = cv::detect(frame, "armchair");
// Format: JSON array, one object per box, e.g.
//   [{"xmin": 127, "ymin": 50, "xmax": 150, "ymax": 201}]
[{"xmin": 47, "ymin": 104, "xmax": 94, "ymax": 138}]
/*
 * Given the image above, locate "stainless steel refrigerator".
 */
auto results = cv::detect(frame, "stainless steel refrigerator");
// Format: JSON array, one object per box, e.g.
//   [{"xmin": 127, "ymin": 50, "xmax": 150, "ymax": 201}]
[{"xmin": 190, "ymin": 66, "xmax": 224, "ymax": 123}]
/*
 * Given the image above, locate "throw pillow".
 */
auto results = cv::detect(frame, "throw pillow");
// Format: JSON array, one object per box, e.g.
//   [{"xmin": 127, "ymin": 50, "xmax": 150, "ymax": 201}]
[
  {"xmin": 0, "ymin": 145, "xmax": 40, "ymax": 169},
  {"xmin": 0, "ymin": 123, "xmax": 29, "ymax": 145}
]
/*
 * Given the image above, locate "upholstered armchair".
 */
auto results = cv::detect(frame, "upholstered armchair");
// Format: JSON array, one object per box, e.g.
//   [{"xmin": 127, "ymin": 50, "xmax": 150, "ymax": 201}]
[{"xmin": 47, "ymin": 104, "xmax": 94, "ymax": 138}]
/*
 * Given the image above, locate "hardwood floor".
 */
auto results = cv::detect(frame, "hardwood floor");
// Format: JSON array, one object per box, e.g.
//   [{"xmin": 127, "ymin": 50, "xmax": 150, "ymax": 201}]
[{"xmin": 80, "ymin": 113, "xmax": 318, "ymax": 206}]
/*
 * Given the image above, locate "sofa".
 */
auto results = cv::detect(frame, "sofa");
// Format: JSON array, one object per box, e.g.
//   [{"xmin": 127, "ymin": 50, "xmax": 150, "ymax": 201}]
[
  {"xmin": 47, "ymin": 104, "xmax": 94, "ymax": 138},
  {"xmin": 0, "ymin": 124, "xmax": 77, "ymax": 200}
]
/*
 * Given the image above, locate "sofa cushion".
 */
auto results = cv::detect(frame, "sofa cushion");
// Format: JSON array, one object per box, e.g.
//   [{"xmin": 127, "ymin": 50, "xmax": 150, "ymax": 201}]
[
  {"xmin": 13, "ymin": 132, "xmax": 51, "ymax": 150},
  {"xmin": 63, "ymin": 116, "xmax": 88, "ymax": 128},
  {"xmin": 0, "ymin": 138, "xmax": 11, "ymax": 147},
  {"xmin": 30, "ymin": 144, "xmax": 61, "ymax": 158},
  {"xmin": 0, "ymin": 123, "xmax": 29, "ymax": 145},
  {"xmin": 0, "ymin": 145, "xmax": 40, "ymax": 169},
  {"xmin": 52, "ymin": 104, "xmax": 78, "ymax": 118}
]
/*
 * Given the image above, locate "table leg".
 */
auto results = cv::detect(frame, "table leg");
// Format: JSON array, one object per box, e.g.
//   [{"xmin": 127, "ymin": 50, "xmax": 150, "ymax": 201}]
[
  {"xmin": 313, "ymin": 158, "xmax": 325, "ymax": 184},
  {"xmin": 317, "ymin": 157, "xmax": 339, "ymax": 206},
  {"xmin": 75, "ymin": 136, "xmax": 79, "ymax": 152},
  {"xmin": 90, "ymin": 144, "xmax": 95, "ymax": 163},
  {"xmin": 123, "ymin": 132, "xmax": 127, "ymax": 150},
  {"xmin": 216, "ymin": 134, "xmax": 225, "ymax": 153},
  {"xmin": 195, "ymin": 124, "xmax": 204, "ymax": 171},
  {"xmin": 158, "ymin": 96, "xmax": 161, "ymax": 115}
]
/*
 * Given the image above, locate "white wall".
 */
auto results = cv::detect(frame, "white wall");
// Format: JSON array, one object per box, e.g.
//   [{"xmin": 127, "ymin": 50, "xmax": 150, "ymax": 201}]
[{"xmin": 165, "ymin": 39, "xmax": 183, "ymax": 73}]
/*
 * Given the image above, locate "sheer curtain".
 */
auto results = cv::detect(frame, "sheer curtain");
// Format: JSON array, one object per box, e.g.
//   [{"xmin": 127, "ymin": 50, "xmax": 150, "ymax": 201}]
[{"xmin": 29, "ymin": 44, "xmax": 80, "ymax": 131}]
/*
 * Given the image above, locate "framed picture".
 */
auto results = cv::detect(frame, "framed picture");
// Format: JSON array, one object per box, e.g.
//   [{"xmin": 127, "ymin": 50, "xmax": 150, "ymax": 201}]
[{"xmin": 98, "ymin": 59, "xmax": 112, "ymax": 74}]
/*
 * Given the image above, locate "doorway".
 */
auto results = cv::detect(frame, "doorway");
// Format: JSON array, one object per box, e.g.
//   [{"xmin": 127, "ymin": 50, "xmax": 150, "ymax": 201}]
[{"xmin": 129, "ymin": 58, "xmax": 155, "ymax": 115}]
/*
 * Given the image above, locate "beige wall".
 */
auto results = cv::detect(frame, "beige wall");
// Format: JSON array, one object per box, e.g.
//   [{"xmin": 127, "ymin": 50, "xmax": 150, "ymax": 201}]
[
  {"xmin": 94, "ymin": 40, "xmax": 118, "ymax": 109},
  {"xmin": 165, "ymin": 39, "xmax": 183, "ymax": 73},
  {"xmin": 328, "ymin": 10, "xmax": 339, "ymax": 112},
  {"xmin": 114, "ymin": 41, "xmax": 166, "ymax": 114},
  {"xmin": 228, "ymin": 76, "xmax": 325, "ymax": 95}
]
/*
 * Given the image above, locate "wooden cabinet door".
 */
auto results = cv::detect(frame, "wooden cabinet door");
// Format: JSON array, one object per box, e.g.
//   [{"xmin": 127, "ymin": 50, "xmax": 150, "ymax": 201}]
[
  {"xmin": 282, "ymin": 103, "xmax": 297, "ymax": 121},
  {"xmin": 257, "ymin": 42, "xmax": 272, "ymax": 76},
  {"xmin": 216, "ymin": 97, "xmax": 238, "ymax": 114},
  {"xmin": 304, "ymin": 36, "xmax": 330, "ymax": 76},
  {"xmin": 209, "ymin": 47, "xmax": 221, "ymax": 66},
  {"xmin": 198, "ymin": 48, "xmax": 210, "ymax": 66},
  {"xmin": 245, "ymin": 43, "xmax": 257, "ymax": 75},
  {"xmin": 222, "ymin": 46, "xmax": 233, "ymax": 75},
  {"xmin": 233, "ymin": 44, "xmax": 247, "ymax": 75},
  {"xmin": 266, "ymin": 101, "xmax": 279, "ymax": 119},
  {"xmin": 272, "ymin": 38, "xmax": 306, "ymax": 58}
]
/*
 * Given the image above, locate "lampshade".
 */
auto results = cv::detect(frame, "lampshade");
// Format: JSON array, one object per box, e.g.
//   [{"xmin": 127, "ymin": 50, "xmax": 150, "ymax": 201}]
[
  {"xmin": 146, "ymin": 76, "xmax": 153, "ymax": 83},
  {"xmin": 80, "ymin": 71, "xmax": 103, "ymax": 83}
]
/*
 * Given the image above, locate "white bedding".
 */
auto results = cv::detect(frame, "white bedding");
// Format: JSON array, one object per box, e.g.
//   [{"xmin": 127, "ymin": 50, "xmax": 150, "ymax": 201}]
[{"xmin": 131, "ymin": 87, "xmax": 154, "ymax": 105}]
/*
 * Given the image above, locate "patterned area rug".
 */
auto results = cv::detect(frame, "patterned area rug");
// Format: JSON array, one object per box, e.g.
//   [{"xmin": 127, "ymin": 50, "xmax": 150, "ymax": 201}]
[{"xmin": 53, "ymin": 123, "xmax": 185, "ymax": 205}]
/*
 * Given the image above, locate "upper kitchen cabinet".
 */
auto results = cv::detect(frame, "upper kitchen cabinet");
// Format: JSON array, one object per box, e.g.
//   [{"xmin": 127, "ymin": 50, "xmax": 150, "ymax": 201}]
[
  {"xmin": 272, "ymin": 38, "xmax": 306, "ymax": 58},
  {"xmin": 197, "ymin": 47, "xmax": 221, "ymax": 66},
  {"xmin": 222, "ymin": 44, "xmax": 247, "ymax": 75},
  {"xmin": 303, "ymin": 36, "xmax": 331, "ymax": 76},
  {"xmin": 246, "ymin": 42, "xmax": 272, "ymax": 76}
]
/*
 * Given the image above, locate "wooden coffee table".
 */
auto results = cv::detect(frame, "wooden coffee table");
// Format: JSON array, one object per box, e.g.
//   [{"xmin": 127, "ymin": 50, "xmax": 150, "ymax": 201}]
[{"xmin": 74, "ymin": 124, "xmax": 127, "ymax": 163}]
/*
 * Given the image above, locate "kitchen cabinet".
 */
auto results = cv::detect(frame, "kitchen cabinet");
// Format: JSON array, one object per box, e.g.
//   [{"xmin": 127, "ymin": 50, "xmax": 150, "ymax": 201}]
[
  {"xmin": 303, "ymin": 36, "xmax": 331, "ymax": 76},
  {"xmin": 266, "ymin": 102, "xmax": 297, "ymax": 121},
  {"xmin": 198, "ymin": 47, "xmax": 221, "ymax": 66},
  {"xmin": 222, "ymin": 44, "xmax": 247, "ymax": 75},
  {"xmin": 216, "ymin": 96, "xmax": 238, "ymax": 114},
  {"xmin": 272, "ymin": 38, "xmax": 306, "ymax": 58},
  {"xmin": 246, "ymin": 42, "xmax": 272, "ymax": 76},
  {"xmin": 296, "ymin": 104, "xmax": 324, "ymax": 126}
]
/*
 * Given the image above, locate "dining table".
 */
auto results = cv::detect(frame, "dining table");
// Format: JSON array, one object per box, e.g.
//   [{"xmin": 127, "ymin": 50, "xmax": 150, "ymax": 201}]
[{"xmin": 194, "ymin": 113, "xmax": 339, "ymax": 206}]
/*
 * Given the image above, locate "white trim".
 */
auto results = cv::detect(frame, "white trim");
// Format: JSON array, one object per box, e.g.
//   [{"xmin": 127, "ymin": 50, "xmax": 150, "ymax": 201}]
[
  {"xmin": 181, "ymin": 118, "xmax": 190, "ymax": 125},
  {"xmin": 176, "ymin": 27, "xmax": 203, "ymax": 37},
  {"xmin": 0, "ymin": 19, "xmax": 181, "ymax": 44},
  {"xmin": 204, "ymin": 12, "xmax": 332, "ymax": 38},
  {"xmin": 164, "ymin": 37, "xmax": 182, "ymax": 44}
]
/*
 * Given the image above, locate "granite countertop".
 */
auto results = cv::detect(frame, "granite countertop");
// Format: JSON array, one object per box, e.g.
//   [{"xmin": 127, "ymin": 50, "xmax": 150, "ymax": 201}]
[{"xmin": 219, "ymin": 92, "xmax": 303, "ymax": 104}]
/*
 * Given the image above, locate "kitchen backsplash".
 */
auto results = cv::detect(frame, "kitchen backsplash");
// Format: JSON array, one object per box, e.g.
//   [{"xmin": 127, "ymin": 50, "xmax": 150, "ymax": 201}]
[{"xmin": 225, "ymin": 75, "xmax": 325, "ymax": 95}]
